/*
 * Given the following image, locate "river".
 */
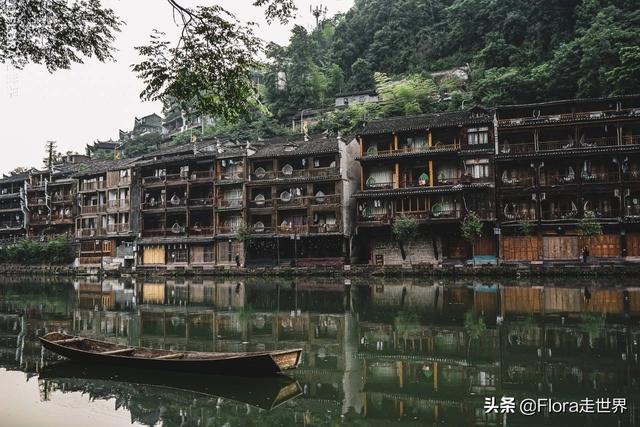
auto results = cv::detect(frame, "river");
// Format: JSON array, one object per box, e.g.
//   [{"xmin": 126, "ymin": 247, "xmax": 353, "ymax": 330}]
[{"xmin": 0, "ymin": 276, "xmax": 638, "ymax": 426}]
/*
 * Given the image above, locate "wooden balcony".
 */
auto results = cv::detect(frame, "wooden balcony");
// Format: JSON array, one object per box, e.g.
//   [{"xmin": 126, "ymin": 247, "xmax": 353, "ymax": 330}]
[
  {"xmin": 581, "ymin": 171, "xmax": 620, "ymax": 184},
  {"xmin": 188, "ymin": 226, "xmax": 214, "ymax": 236},
  {"xmin": 165, "ymin": 173, "xmax": 189, "ymax": 185},
  {"xmin": 277, "ymin": 225, "xmax": 309, "ymax": 234},
  {"xmin": 28, "ymin": 197, "xmax": 47, "ymax": 206},
  {"xmin": 80, "ymin": 181, "xmax": 106, "ymax": 192},
  {"xmin": 251, "ymin": 167, "xmax": 339, "ymax": 181},
  {"xmin": 80, "ymin": 204, "xmax": 106, "ymax": 215},
  {"xmin": 106, "ymin": 199, "xmax": 130, "ymax": 211},
  {"xmin": 219, "ymin": 172, "xmax": 244, "ymax": 181},
  {"xmin": 276, "ymin": 196, "xmax": 307, "ymax": 208},
  {"xmin": 106, "ymin": 223, "xmax": 130, "ymax": 234},
  {"xmin": 248, "ymin": 198, "xmax": 274, "ymax": 209},
  {"xmin": 309, "ymin": 194, "xmax": 340, "ymax": 206},
  {"xmin": 142, "ymin": 226, "xmax": 187, "ymax": 237},
  {"xmin": 501, "ymin": 176, "xmax": 535, "ymax": 187},
  {"xmin": 250, "ymin": 225, "xmax": 275, "ymax": 235},
  {"xmin": 77, "ymin": 228, "xmax": 99, "ymax": 238},
  {"xmin": 357, "ymin": 213, "xmax": 392, "ymax": 225},
  {"xmin": 0, "ymin": 221, "xmax": 22, "ymax": 230},
  {"xmin": 499, "ymin": 135, "xmax": 640, "ymax": 155},
  {"xmin": 363, "ymin": 143, "xmax": 459, "ymax": 157},
  {"xmin": 498, "ymin": 108, "xmax": 640, "ymax": 128},
  {"xmin": 309, "ymin": 224, "xmax": 340, "ymax": 234},
  {"xmin": 189, "ymin": 198, "xmax": 214, "ymax": 208},
  {"xmin": 216, "ymin": 225, "xmax": 239, "ymax": 235},
  {"xmin": 51, "ymin": 214, "xmax": 74, "ymax": 224},
  {"xmin": 190, "ymin": 170, "xmax": 215, "ymax": 182},
  {"xmin": 0, "ymin": 204, "xmax": 21, "ymax": 212},
  {"xmin": 217, "ymin": 198, "xmax": 244, "ymax": 209},
  {"xmin": 51, "ymin": 195, "xmax": 73, "ymax": 204}
]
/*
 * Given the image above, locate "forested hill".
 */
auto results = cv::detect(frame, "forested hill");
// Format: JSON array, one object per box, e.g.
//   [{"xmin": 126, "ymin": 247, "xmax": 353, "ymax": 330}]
[{"xmin": 263, "ymin": 0, "xmax": 640, "ymax": 119}]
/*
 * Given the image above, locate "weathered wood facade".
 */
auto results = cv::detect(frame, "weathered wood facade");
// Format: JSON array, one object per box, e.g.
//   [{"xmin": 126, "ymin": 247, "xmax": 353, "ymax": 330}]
[
  {"xmin": 354, "ymin": 107, "xmax": 497, "ymax": 265},
  {"xmin": 496, "ymin": 94, "xmax": 640, "ymax": 263}
]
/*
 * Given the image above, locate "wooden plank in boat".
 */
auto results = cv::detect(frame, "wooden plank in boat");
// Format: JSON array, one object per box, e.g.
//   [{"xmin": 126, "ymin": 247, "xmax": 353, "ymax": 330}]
[
  {"xmin": 154, "ymin": 353, "xmax": 184, "ymax": 360},
  {"xmin": 101, "ymin": 348, "xmax": 135, "ymax": 356},
  {"xmin": 53, "ymin": 337, "xmax": 85, "ymax": 345}
]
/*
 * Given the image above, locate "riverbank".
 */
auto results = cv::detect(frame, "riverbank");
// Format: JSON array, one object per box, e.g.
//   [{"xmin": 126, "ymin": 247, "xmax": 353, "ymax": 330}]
[{"xmin": 2, "ymin": 262, "xmax": 640, "ymax": 278}]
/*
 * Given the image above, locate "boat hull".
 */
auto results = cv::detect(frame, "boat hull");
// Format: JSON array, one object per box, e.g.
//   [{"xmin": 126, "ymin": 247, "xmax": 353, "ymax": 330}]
[{"xmin": 39, "ymin": 333, "xmax": 302, "ymax": 377}]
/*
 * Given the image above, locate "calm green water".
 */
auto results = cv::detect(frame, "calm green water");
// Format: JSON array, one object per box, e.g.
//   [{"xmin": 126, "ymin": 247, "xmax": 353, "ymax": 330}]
[{"xmin": 0, "ymin": 276, "xmax": 639, "ymax": 426}]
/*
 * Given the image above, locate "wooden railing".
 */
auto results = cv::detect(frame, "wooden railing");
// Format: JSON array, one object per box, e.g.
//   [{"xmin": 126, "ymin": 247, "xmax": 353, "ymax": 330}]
[
  {"xmin": 309, "ymin": 224, "xmax": 340, "ymax": 233},
  {"xmin": 188, "ymin": 226, "xmax": 214, "ymax": 236},
  {"xmin": 189, "ymin": 198, "xmax": 214, "ymax": 207},
  {"xmin": 0, "ymin": 204, "xmax": 21, "ymax": 211},
  {"xmin": 0, "ymin": 221, "xmax": 22, "ymax": 229},
  {"xmin": 190, "ymin": 170, "xmax": 215, "ymax": 181},
  {"xmin": 251, "ymin": 166, "xmax": 339, "ymax": 181},
  {"xmin": 80, "ymin": 205, "xmax": 106, "ymax": 215},
  {"xmin": 107, "ymin": 199, "xmax": 130, "ymax": 210},
  {"xmin": 106, "ymin": 223, "xmax": 130, "ymax": 234},
  {"xmin": 217, "ymin": 198, "xmax": 243, "ymax": 209},
  {"xmin": 499, "ymin": 108, "xmax": 640, "ymax": 127},
  {"xmin": 216, "ymin": 225, "xmax": 239, "ymax": 234},
  {"xmin": 80, "ymin": 181, "xmax": 106, "ymax": 191},
  {"xmin": 277, "ymin": 225, "xmax": 309, "ymax": 234},
  {"xmin": 500, "ymin": 135, "xmax": 640, "ymax": 155},
  {"xmin": 501, "ymin": 176, "xmax": 535, "ymax": 187},
  {"xmin": 77, "ymin": 228, "xmax": 98, "ymax": 238},
  {"xmin": 363, "ymin": 142, "xmax": 460, "ymax": 157}
]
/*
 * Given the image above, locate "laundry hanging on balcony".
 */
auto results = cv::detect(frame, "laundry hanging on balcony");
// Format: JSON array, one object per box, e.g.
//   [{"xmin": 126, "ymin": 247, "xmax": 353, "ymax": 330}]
[
  {"xmin": 254, "ymin": 194, "xmax": 266, "ymax": 205},
  {"xmin": 418, "ymin": 172, "xmax": 429, "ymax": 186},
  {"xmin": 253, "ymin": 221, "xmax": 265, "ymax": 232}
]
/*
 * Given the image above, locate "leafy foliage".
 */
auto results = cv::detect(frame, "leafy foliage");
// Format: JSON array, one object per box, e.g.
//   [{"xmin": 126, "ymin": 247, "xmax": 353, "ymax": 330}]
[
  {"xmin": 392, "ymin": 216, "xmax": 418, "ymax": 242},
  {"xmin": 464, "ymin": 310, "xmax": 487, "ymax": 356},
  {"xmin": 122, "ymin": 133, "xmax": 163, "ymax": 158},
  {"xmin": 235, "ymin": 222, "xmax": 254, "ymax": 246},
  {"xmin": 0, "ymin": 237, "xmax": 74, "ymax": 265},
  {"xmin": 461, "ymin": 212, "xmax": 483, "ymax": 244},
  {"xmin": 577, "ymin": 212, "xmax": 603, "ymax": 236},
  {"xmin": 0, "ymin": 0, "xmax": 122, "ymax": 71},
  {"xmin": 520, "ymin": 219, "xmax": 535, "ymax": 236}
]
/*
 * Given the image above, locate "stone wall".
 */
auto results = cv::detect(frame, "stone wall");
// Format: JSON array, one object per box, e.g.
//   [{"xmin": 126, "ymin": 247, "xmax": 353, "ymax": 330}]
[{"xmin": 370, "ymin": 236, "xmax": 441, "ymax": 266}]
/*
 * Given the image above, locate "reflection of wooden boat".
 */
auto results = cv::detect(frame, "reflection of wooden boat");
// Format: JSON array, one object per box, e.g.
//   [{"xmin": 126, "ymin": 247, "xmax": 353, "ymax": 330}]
[
  {"xmin": 39, "ymin": 362, "xmax": 302, "ymax": 411},
  {"xmin": 39, "ymin": 332, "xmax": 302, "ymax": 376}
]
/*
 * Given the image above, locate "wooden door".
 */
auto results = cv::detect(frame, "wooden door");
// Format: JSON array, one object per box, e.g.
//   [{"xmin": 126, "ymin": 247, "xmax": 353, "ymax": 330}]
[
  {"xmin": 543, "ymin": 236, "xmax": 579, "ymax": 260},
  {"xmin": 502, "ymin": 236, "xmax": 540, "ymax": 261},
  {"xmin": 582, "ymin": 234, "xmax": 620, "ymax": 258},
  {"xmin": 627, "ymin": 233, "xmax": 640, "ymax": 256},
  {"xmin": 473, "ymin": 235, "xmax": 496, "ymax": 256},
  {"xmin": 143, "ymin": 245, "xmax": 166, "ymax": 265}
]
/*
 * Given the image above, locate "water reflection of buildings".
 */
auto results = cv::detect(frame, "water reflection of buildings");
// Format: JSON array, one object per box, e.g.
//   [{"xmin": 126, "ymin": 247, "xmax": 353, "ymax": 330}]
[{"xmin": 2, "ymin": 278, "xmax": 640, "ymax": 425}]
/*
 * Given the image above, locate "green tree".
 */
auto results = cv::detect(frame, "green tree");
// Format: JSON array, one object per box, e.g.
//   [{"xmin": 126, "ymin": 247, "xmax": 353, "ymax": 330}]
[
  {"xmin": 461, "ymin": 212, "xmax": 483, "ymax": 263},
  {"xmin": 392, "ymin": 216, "xmax": 418, "ymax": 263},
  {"xmin": 235, "ymin": 222, "xmax": 254, "ymax": 266},
  {"xmin": 577, "ymin": 212, "xmax": 603, "ymax": 236},
  {"xmin": 464, "ymin": 311, "xmax": 486, "ymax": 357},
  {"xmin": 349, "ymin": 58, "xmax": 375, "ymax": 90},
  {"xmin": 520, "ymin": 219, "xmax": 535, "ymax": 236}
]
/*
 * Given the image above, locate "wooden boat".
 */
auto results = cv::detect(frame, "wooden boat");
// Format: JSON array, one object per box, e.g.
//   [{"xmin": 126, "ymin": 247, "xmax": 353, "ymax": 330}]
[
  {"xmin": 39, "ymin": 332, "xmax": 302, "ymax": 376},
  {"xmin": 40, "ymin": 362, "xmax": 303, "ymax": 410}
]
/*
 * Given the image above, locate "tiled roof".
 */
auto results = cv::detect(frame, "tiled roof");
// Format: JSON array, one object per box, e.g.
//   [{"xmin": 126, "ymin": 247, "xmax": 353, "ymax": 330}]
[
  {"xmin": 0, "ymin": 170, "xmax": 32, "ymax": 184},
  {"xmin": 354, "ymin": 182, "xmax": 494, "ymax": 198},
  {"xmin": 72, "ymin": 158, "xmax": 139, "ymax": 177},
  {"xmin": 250, "ymin": 134, "xmax": 339, "ymax": 159},
  {"xmin": 359, "ymin": 108, "xmax": 493, "ymax": 136},
  {"xmin": 498, "ymin": 94, "xmax": 640, "ymax": 110}
]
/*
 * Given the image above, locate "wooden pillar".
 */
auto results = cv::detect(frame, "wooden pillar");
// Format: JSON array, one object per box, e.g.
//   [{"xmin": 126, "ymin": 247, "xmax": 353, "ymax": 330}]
[
  {"xmin": 395, "ymin": 163, "xmax": 400, "ymax": 189},
  {"xmin": 393, "ymin": 133, "xmax": 399, "ymax": 151},
  {"xmin": 433, "ymin": 362, "xmax": 439, "ymax": 391},
  {"xmin": 429, "ymin": 161, "xmax": 434, "ymax": 187},
  {"xmin": 428, "ymin": 131, "xmax": 432, "ymax": 148}
]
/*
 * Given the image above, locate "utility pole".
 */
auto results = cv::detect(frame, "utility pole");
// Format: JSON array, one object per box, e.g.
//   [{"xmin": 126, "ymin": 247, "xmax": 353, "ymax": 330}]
[
  {"xmin": 45, "ymin": 141, "xmax": 57, "ymax": 171},
  {"xmin": 310, "ymin": 4, "xmax": 328, "ymax": 28}
]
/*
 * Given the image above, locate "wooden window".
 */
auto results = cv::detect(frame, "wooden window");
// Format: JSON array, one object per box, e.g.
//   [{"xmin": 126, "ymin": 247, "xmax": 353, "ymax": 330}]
[{"xmin": 467, "ymin": 127, "xmax": 489, "ymax": 145}]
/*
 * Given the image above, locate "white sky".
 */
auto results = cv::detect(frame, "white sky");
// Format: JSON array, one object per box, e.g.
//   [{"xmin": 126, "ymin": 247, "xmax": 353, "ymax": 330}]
[{"xmin": 0, "ymin": 0, "xmax": 353, "ymax": 175}]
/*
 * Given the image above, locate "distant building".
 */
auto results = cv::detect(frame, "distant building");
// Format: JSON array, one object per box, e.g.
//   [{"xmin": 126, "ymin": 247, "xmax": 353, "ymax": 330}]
[
  {"xmin": 162, "ymin": 102, "xmax": 214, "ymax": 137},
  {"xmin": 334, "ymin": 90, "xmax": 380, "ymax": 108},
  {"xmin": 119, "ymin": 113, "xmax": 163, "ymax": 142},
  {"xmin": 86, "ymin": 140, "xmax": 120, "ymax": 159}
]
